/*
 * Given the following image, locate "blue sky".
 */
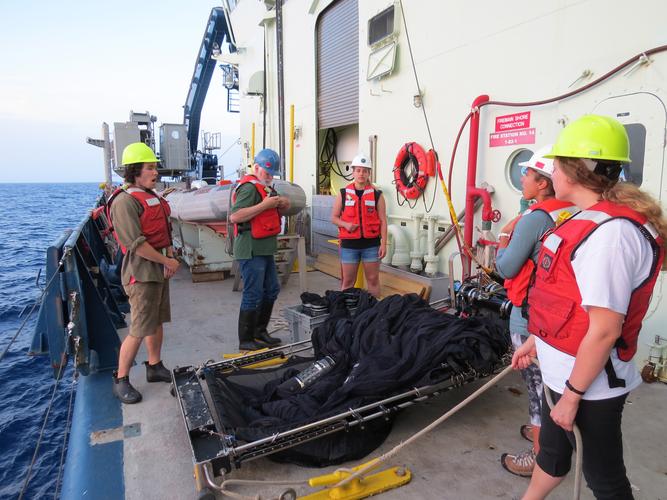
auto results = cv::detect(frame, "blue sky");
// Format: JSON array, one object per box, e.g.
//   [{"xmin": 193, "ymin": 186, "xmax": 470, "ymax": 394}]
[{"xmin": 0, "ymin": 1, "xmax": 239, "ymax": 182}]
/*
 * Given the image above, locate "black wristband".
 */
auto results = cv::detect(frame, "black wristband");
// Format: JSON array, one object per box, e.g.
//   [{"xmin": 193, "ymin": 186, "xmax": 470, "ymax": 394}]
[{"xmin": 565, "ymin": 379, "xmax": 585, "ymax": 396}]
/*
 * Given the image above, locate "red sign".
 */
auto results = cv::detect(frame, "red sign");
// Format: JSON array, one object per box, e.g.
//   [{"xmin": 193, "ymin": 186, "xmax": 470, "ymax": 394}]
[
  {"xmin": 489, "ymin": 128, "xmax": 536, "ymax": 147},
  {"xmin": 495, "ymin": 112, "xmax": 531, "ymax": 132}
]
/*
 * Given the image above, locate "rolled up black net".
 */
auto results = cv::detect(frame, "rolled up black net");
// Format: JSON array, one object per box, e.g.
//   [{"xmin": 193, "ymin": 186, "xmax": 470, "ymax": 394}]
[{"xmin": 207, "ymin": 291, "xmax": 510, "ymax": 467}]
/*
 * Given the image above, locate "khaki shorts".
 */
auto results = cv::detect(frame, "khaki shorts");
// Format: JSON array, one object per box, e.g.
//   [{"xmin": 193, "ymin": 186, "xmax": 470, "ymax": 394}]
[{"xmin": 124, "ymin": 280, "xmax": 171, "ymax": 338}]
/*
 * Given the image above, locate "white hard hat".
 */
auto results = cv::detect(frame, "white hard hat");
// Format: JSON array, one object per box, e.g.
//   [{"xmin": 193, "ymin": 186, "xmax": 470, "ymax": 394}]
[
  {"xmin": 350, "ymin": 153, "xmax": 371, "ymax": 169},
  {"xmin": 191, "ymin": 180, "xmax": 208, "ymax": 189},
  {"xmin": 518, "ymin": 145, "xmax": 555, "ymax": 177}
]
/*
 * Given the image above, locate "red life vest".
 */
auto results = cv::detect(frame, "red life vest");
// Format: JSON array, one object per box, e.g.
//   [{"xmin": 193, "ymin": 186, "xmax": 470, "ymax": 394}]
[
  {"xmin": 232, "ymin": 175, "xmax": 281, "ymax": 239},
  {"xmin": 527, "ymin": 200, "xmax": 664, "ymax": 362},
  {"xmin": 107, "ymin": 186, "xmax": 172, "ymax": 253},
  {"xmin": 504, "ymin": 199, "xmax": 578, "ymax": 307},
  {"xmin": 338, "ymin": 184, "xmax": 382, "ymax": 240}
]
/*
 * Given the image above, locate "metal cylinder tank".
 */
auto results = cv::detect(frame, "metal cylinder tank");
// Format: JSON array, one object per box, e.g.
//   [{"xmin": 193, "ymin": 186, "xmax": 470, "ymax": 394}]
[{"xmin": 164, "ymin": 179, "xmax": 306, "ymax": 222}]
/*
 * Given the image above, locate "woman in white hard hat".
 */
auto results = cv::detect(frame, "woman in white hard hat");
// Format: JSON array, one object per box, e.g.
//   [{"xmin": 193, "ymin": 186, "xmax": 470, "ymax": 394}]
[
  {"xmin": 331, "ymin": 153, "xmax": 387, "ymax": 297},
  {"xmin": 513, "ymin": 115, "xmax": 667, "ymax": 499},
  {"xmin": 495, "ymin": 146, "xmax": 577, "ymax": 477}
]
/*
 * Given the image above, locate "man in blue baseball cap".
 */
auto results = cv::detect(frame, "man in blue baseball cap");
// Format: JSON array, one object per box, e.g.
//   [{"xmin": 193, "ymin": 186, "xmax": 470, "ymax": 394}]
[{"xmin": 229, "ymin": 149, "xmax": 290, "ymax": 350}]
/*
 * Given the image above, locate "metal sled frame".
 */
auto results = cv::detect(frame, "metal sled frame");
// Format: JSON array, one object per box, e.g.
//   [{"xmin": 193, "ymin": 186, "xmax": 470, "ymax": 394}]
[{"xmin": 173, "ymin": 338, "xmax": 508, "ymax": 481}]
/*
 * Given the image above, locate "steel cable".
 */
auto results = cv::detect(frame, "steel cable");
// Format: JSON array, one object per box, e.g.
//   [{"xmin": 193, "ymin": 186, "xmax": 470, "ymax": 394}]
[
  {"xmin": 398, "ymin": 0, "xmax": 438, "ymax": 213},
  {"xmin": 53, "ymin": 372, "xmax": 78, "ymax": 500},
  {"xmin": 0, "ymin": 249, "xmax": 70, "ymax": 363},
  {"xmin": 18, "ymin": 362, "xmax": 66, "ymax": 500}
]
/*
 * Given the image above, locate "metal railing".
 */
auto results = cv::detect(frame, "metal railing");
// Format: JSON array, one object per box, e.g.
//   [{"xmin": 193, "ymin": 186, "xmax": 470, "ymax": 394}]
[{"xmin": 32, "ymin": 206, "xmax": 126, "ymax": 378}]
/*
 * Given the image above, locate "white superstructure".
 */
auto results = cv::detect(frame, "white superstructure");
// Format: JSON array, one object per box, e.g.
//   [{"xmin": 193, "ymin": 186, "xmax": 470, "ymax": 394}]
[{"xmin": 222, "ymin": 0, "xmax": 667, "ymax": 362}]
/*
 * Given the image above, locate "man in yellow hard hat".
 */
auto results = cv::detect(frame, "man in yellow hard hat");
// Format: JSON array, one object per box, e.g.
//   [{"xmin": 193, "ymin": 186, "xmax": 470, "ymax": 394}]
[{"xmin": 106, "ymin": 142, "xmax": 180, "ymax": 403}]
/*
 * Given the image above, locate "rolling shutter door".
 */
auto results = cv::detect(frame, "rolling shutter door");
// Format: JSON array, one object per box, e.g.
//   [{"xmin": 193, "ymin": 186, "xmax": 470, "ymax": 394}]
[{"xmin": 317, "ymin": 0, "xmax": 359, "ymax": 130}]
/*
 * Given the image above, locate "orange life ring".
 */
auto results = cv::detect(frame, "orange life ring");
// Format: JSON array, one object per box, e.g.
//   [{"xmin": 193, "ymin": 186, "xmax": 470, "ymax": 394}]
[{"xmin": 393, "ymin": 142, "xmax": 433, "ymax": 200}]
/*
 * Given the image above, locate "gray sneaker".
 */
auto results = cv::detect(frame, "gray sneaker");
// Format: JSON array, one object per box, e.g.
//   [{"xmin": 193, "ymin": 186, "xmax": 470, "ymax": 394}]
[{"xmin": 501, "ymin": 448, "xmax": 536, "ymax": 477}]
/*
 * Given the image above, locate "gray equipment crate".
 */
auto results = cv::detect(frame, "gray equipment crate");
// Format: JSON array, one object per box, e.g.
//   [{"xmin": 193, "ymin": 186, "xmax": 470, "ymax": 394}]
[{"xmin": 283, "ymin": 305, "xmax": 329, "ymax": 343}]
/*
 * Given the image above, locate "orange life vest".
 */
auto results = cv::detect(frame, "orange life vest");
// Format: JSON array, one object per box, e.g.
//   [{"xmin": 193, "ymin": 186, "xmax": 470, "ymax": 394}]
[
  {"xmin": 107, "ymin": 186, "xmax": 172, "ymax": 253},
  {"xmin": 232, "ymin": 175, "xmax": 281, "ymax": 239},
  {"xmin": 338, "ymin": 184, "xmax": 381, "ymax": 240},
  {"xmin": 527, "ymin": 200, "xmax": 664, "ymax": 362},
  {"xmin": 503, "ymin": 199, "xmax": 577, "ymax": 307}
]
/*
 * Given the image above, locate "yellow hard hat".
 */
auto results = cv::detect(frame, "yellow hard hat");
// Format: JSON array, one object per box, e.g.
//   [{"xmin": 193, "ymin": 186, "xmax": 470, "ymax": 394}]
[
  {"xmin": 545, "ymin": 115, "xmax": 631, "ymax": 163},
  {"xmin": 121, "ymin": 142, "xmax": 158, "ymax": 166}
]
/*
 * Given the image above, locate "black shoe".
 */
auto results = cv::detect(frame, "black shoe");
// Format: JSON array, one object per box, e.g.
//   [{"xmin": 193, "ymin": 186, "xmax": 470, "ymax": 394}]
[
  {"xmin": 255, "ymin": 301, "xmax": 281, "ymax": 346},
  {"xmin": 144, "ymin": 360, "xmax": 171, "ymax": 383},
  {"xmin": 239, "ymin": 340, "xmax": 267, "ymax": 351},
  {"xmin": 112, "ymin": 371, "xmax": 142, "ymax": 404},
  {"xmin": 238, "ymin": 309, "xmax": 264, "ymax": 351}
]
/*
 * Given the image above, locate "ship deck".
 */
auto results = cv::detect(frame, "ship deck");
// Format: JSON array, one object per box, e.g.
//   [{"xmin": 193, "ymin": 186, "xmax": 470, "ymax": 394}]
[{"xmin": 117, "ymin": 268, "xmax": 667, "ymax": 500}]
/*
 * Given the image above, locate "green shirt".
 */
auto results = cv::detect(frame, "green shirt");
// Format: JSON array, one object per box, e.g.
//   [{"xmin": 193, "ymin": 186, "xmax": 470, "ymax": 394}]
[{"xmin": 231, "ymin": 183, "xmax": 278, "ymax": 259}]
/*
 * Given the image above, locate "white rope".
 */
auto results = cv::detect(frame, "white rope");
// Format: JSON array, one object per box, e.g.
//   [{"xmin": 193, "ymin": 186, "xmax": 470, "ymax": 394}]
[
  {"xmin": 198, "ymin": 360, "xmax": 516, "ymax": 499},
  {"xmin": 332, "ymin": 365, "xmax": 514, "ymax": 487}
]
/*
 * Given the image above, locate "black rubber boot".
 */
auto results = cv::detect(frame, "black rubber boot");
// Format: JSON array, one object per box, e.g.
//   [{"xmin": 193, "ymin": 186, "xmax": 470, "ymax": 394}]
[
  {"xmin": 238, "ymin": 309, "xmax": 265, "ymax": 351},
  {"xmin": 254, "ymin": 301, "xmax": 281, "ymax": 346},
  {"xmin": 144, "ymin": 360, "xmax": 171, "ymax": 383},
  {"xmin": 112, "ymin": 371, "xmax": 142, "ymax": 404}
]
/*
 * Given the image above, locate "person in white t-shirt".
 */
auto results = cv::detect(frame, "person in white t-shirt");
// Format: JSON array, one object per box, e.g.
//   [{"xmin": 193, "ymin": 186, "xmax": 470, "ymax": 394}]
[
  {"xmin": 512, "ymin": 115, "xmax": 666, "ymax": 500},
  {"xmin": 496, "ymin": 145, "xmax": 577, "ymax": 477}
]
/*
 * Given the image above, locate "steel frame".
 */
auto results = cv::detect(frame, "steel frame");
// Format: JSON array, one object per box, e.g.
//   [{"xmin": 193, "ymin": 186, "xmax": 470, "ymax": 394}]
[{"xmin": 173, "ymin": 339, "xmax": 508, "ymax": 478}]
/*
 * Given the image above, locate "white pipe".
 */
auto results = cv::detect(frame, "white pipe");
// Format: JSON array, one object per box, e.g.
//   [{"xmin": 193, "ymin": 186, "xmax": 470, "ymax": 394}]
[
  {"xmin": 387, "ymin": 224, "xmax": 411, "ymax": 267},
  {"xmin": 424, "ymin": 216, "xmax": 439, "ymax": 275},
  {"xmin": 419, "ymin": 234, "xmax": 428, "ymax": 255},
  {"xmin": 387, "ymin": 213, "xmax": 451, "ymax": 226},
  {"xmin": 410, "ymin": 214, "xmax": 424, "ymax": 271}
]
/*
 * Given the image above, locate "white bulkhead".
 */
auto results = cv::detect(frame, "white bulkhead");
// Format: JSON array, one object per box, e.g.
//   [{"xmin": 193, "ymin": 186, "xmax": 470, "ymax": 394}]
[{"xmin": 225, "ymin": 0, "xmax": 667, "ymax": 361}]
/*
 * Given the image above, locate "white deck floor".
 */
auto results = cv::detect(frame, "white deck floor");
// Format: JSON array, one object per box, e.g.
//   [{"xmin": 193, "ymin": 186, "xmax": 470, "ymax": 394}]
[{"xmin": 118, "ymin": 267, "xmax": 667, "ymax": 500}]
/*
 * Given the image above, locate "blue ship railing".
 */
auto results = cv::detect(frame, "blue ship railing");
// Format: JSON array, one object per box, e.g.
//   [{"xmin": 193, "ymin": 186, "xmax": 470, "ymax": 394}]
[{"xmin": 31, "ymin": 199, "xmax": 126, "ymax": 378}]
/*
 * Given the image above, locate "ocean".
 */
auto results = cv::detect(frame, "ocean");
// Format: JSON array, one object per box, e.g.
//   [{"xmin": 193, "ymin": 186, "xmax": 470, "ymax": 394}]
[{"xmin": 0, "ymin": 183, "xmax": 101, "ymax": 499}]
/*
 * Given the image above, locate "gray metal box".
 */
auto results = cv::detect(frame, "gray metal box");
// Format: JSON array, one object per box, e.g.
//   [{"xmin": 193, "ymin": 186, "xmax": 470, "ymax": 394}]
[
  {"xmin": 283, "ymin": 305, "xmax": 329, "ymax": 343},
  {"xmin": 113, "ymin": 122, "xmax": 141, "ymax": 170},
  {"xmin": 159, "ymin": 124, "xmax": 190, "ymax": 172}
]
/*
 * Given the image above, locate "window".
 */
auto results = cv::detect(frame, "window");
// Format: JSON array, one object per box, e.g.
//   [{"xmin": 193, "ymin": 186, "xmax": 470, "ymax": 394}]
[
  {"xmin": 368, "ymin": 5, "xmax": 395, "ymax": 46},
  {"xmin": 367, "ymin": 41, "xmax": 397, "ymax": 80},
  {"xmin": 507, "ymin": 148, "xmax": 533, "ymax": 192}
]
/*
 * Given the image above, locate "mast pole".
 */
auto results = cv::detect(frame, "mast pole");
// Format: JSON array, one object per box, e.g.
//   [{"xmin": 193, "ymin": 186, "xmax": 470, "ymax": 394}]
[
  {"xmin": 102, "ymin": 122, "xmax": 113, "ymax": 195},
  {"xmin": 276, "ymin": 0, "xmax": 286, "ymax": 179}
]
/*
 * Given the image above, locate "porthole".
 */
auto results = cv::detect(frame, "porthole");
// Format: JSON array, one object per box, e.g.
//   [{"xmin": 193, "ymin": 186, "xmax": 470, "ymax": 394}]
[{"xmin": 506, "ymin": 148, "xmax": 533, "ymax": 192}]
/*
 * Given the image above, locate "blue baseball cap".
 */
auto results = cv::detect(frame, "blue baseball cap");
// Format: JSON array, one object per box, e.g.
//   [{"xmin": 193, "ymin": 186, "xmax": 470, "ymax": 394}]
[{"xmin": 254, "ymin": 149, "xmax": 280, "ymax": 175}]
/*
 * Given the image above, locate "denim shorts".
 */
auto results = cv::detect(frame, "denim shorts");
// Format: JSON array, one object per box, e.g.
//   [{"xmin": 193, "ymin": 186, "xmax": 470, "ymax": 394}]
[{"xmin": 339, "ymin": 246, "xmax": 379, "ymax": 264}]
